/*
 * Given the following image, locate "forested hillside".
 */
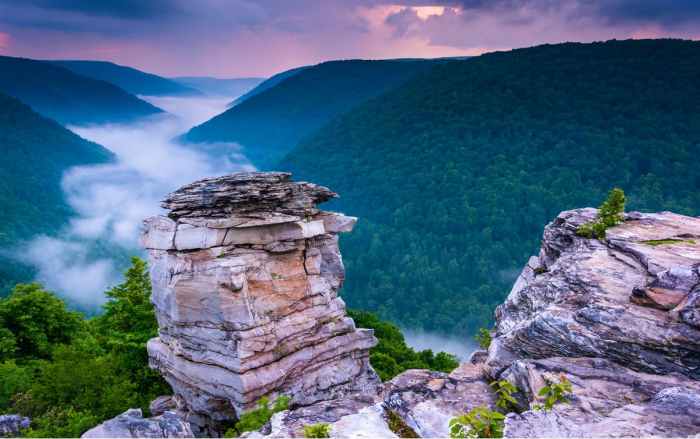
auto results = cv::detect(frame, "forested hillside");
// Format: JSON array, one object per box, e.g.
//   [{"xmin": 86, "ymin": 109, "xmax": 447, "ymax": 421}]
[
  {"xmin": 184, "ymin": 59, "xmax": 438, "ymax": 168},
  {"xmin": 51, "ymin": 60, "xmax": 200, "ymax": 96},
  {"xmin": 280, "ymin": 39, "xmax": 700, "ymax": 335},
  {"xmin": 171, "ymin": 76, "xmax": 263, "ymax": 97},
  {"xmin": 0, "ymin": 93, "xmax": 113, "ymax": 294},
  {"xmin": 0, "ymin": 56, "xmax": 162, "ymax": 125},
  {"xmin": 228, "ymin": 66, "xmax": 307, "ymax": 106}
]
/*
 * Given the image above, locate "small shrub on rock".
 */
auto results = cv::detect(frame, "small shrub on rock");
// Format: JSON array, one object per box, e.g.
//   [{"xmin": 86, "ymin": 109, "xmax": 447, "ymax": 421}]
[
  {"xmin": 303, "ymin": 422, "xmax": 331, "ymax": 438},
  {"xmin": 225, "ymin": 395, "xmax": 290, "ymax": 437},
  {"xmin": 535, "ymin": 375, "xmax": 573, "ymax": 411},
  {"xmin": 449, "ymin": 406, "xmax": 505, "ymax": 438},
  {"xmin": 490, "ymin": 380, "xmax": 519, "ymax": 413},
  {"xmin": 475, "ymin": 328, "xmax": 492, "ymax": 349}
]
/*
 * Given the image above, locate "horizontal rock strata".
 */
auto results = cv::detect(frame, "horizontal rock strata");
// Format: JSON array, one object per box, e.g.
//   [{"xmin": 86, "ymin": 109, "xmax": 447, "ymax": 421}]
[{"xmin": 142, "ymin": 172, "xmax": 379, "ymax": 435}]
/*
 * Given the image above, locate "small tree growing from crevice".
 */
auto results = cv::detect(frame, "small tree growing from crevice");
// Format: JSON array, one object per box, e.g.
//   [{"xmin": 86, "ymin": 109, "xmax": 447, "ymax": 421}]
[{"xmin": 577, "ymin": 188, "xmax": 626, "ymax": 239}]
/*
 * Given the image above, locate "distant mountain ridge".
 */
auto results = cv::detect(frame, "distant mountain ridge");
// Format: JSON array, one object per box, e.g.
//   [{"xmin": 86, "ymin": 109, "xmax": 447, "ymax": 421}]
[
  {"xmin": 0, "ymin": 56, "xmax": 163, "ymax": 125},
  {"xmin": 0, "ymin": 92, "xmax": 114, "ymax": 294},
  {"xmin": 184, "ymin": 59, "xmax": 440, "ymax": 168},
  {"xmin": 171, "ymin": 76, "xmax": 264, "ymax": 97},
  {"xmin": 228, "ymin": 66, "xmax": 308, "ymax": 106},
  {"xmin": 51, "ymin": 60, "xmax": 201, "ymax": 96}
]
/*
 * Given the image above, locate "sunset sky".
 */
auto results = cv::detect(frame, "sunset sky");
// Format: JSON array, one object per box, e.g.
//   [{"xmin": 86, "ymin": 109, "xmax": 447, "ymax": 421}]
[{"xmin": 1, "ymin": 0, "xmax": 699, "ymax": 77}]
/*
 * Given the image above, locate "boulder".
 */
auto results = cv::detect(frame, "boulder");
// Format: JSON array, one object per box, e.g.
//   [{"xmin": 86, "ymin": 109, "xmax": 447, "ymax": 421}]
[
  {"xmin": 81, "ymin": 409, "xmax": 192, "ymax": 438},
  {"xmin": 0, "ymin": 414, "xmax": 30, "ymax": 437}
]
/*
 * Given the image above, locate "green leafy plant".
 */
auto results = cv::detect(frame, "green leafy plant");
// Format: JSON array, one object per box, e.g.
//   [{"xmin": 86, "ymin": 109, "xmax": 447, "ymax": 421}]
[
  {"xmin": 537, "ymin": 375, "xmax": 573, "ymax": 411},
  {"xmin": 303, "ymin": 423, "xmax": 331, "ymax": 438},
  {"xmin": 226, "ymin": 395, "xmax": 290, "ymax": 437},
  {"xmin": 449, "ymin": 406, "xmax": 505, "ymax": 438},
  {"xmin": 490, "ymin": 380, "xmax": 519, "ymax": 412},
  {"xmin": 475, "ymin": 328, "xmax": 492, "ymax": 350},
  {"xmin": 577, "ymin": 188, "xmax": 626, "ymax": 239}
]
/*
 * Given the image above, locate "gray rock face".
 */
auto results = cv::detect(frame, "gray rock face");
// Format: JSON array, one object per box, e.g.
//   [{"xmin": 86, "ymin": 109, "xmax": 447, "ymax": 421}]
[
  {"xmin": 161, "ymin": 171, "xmax": 336, "ymax": 220},
  {"xmin": 0, "ymin": 414, "xmax": 30, "ymax": 437},
  {"xmin": 81, "ymin": 409, "xmax": 192, "ymax": 438},
  {"xmin": 502, "ymin": 358, "xmax": 700, "ymax": 437},
  {"xmin": 484, "ymin": 209, "xmax": 700, "ymax": 437},
  {"xmin": 142, "ymin": 172, "xmax": 379, "ymax": 435},
  {"xmin": 381, "ymin": 364, "xmax": 497, "ymax": 438},
  {"xmin": 487, "ymin": 209, "xmax": 700, "ymax": 379}
]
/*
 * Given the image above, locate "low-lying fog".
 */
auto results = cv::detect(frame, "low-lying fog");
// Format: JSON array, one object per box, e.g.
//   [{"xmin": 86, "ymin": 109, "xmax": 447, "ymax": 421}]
[
  {"xmin": 19, "ymin": 94, "xmax": 475, "ymax": 359},
  {"xmin": 402, "ymin": 329, "xmax": 477, "ymax": 361},
  {"xmin": 22, "ymin": 96, "xmax": 252, "ymax": 308}
]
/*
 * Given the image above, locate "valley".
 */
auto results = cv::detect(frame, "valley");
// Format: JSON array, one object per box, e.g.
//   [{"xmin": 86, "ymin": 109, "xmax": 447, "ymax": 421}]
[{"xmin": 1, "ymin": 7, "xmax": 699, "ymax": 434}]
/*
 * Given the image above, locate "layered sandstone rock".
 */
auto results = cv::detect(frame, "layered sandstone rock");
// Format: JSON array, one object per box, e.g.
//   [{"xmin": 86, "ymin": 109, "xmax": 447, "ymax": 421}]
[
  {"xmin": 124, "ymin": 177, "xmax": 700, "ymax": 438},
  {"xmin": 141, "ymin": 172, "xmax": 379, "ymax": 434}
]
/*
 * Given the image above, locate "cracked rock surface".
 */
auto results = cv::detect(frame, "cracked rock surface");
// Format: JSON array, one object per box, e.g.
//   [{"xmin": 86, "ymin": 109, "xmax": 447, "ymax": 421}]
[{"xmin": 81, "ymin": 409, "xmax": 192, "ymax": 438}]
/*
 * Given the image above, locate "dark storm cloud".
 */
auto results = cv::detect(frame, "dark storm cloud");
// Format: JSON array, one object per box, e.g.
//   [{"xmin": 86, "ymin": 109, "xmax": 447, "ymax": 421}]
[
  {"xmin": 596, "ymin": 0, "xmax": 700, "ymax": 26},
  {"xmin": 4, "ymin": 0, "xmax": 178, "ymax": 19},
  {"xmin": 434, "ymin": 0, "xmax": 700, "ymax": 27}
]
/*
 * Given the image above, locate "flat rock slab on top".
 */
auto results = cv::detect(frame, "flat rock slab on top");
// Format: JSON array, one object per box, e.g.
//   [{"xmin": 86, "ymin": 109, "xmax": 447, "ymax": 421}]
[{"xmin": 161, "ymin": 172, "xmax": 337, "ymax": 220}]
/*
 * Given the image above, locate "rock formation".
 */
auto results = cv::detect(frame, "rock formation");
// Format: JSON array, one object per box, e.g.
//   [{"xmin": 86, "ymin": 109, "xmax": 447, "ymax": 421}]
[
  {"xmin": 141, "ymin": 172, "xmax": 379, "ymax": 434},
  {"xmin": 91, "ymin": 172, "xmax": 700, "ymax": 438},
  {"xmin": 0, "ymin": 414, "xmax": 30, "ymax": 437},
  {"xmin": 255, "ymin": 208, "xmax": 700, "ymax": 438}
]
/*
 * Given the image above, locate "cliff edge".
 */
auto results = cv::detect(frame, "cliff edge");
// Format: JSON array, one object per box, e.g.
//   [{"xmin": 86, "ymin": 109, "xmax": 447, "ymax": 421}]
[{"xmin": 86, "ymin": 174, "xmax": 700, "ymax": 438}]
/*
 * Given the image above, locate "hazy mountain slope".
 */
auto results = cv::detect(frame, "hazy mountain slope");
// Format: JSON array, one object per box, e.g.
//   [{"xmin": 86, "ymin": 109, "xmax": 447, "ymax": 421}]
[
  {"xmin": 171, "ymin": 76, "xmax": 264, "ymax": 97},
  {"xmin": 280, "ymin": 39, "xmax": 700, "ymax": 334},
  {"xmin": 0, "ymin": 56, "xmax": 163, "ymax": 125},
  {"xmin": 0, "ymin": 92, "xmax": 114, "ymax": 294},
  {"xmin": 185, "ymin": 59, "xmax": 437, "ymax": 168},
  {"xmin": 228, "ymin": 66, "xmax": 307, "ymax": 106},
  {"xmin": 51, "ymin": 60, "xmax": 200, "ymax": 96}
]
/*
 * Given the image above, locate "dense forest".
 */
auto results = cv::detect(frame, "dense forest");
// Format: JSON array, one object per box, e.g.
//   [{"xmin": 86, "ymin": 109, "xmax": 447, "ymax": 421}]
[
  {"xmin": 50, "ymin": 60, "xmax": 200, "ymax": 97},
  {"xmin": 172, "ymin": 77, "xmax": 264, "ymax": 98},
  {"xmin": 184, "ymin": 59, "xmax": 440, "ymax": 168},
  {"xmin": 280, "ymin": 39, "xmax": 700, "ymax": 335},
  {"xmin": 0, "ymin": 56, "xmax": 162, "ymax": 125},
  {"xmin": 0, "ymin": 93, "xmax": 113, "ymax": 295},
  {"xmin": 0, "ymin": 258, "xmax": 456, "ymax": 437}
]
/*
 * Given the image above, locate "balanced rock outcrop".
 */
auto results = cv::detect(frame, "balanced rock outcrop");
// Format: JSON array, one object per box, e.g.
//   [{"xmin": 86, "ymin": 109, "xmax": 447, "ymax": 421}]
[{"xmin": 141, "ymin": 172, "xmax": 379, "ymax": 434}]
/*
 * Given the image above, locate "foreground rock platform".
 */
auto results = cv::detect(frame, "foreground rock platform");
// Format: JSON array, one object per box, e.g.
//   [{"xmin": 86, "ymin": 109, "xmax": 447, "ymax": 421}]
[{"xmin": 142, "ymin": 172, "xmax": 379, "ymax": 435}]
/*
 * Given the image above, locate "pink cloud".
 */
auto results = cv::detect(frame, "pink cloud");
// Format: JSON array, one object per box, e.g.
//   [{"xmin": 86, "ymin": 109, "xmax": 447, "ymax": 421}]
[{"xmin": 0, "ymin": 32, "xmax": 10, "ymax": 52}]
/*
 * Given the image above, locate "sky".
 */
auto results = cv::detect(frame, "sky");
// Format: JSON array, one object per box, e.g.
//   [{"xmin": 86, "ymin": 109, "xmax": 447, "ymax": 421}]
[{"xmin": 1, "ymin": 0, "xmax": 699, "ymax": 78}]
